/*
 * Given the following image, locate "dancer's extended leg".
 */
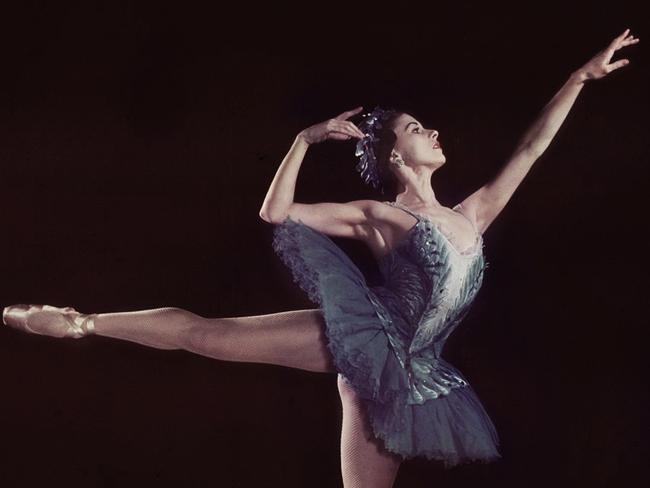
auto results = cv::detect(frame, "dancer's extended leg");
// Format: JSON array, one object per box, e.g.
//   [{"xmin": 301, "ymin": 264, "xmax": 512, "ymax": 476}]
[
  {"xmin": 97, "ymin": 307, "xmax": 336, "ymax": 373},
  {"xmin": 4, "ymin": 306, "xmax": 336, "ymax": 373},
  {"xmin": 4, "ymin": 305, "xmax": 401, "ymax": 484},
  {"xmin": 337, "ymin": 374, "xmax": 402, "ymax": 488}
]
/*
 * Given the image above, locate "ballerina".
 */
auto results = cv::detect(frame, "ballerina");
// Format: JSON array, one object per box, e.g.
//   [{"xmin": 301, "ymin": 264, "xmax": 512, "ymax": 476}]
[{"xmin": 3, "ymin": 29, "xmax": 638, "ymax": 488}]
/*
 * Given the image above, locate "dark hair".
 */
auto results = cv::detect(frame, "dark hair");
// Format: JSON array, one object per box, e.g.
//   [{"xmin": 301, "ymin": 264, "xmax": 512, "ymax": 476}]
[
  {"xmin": 351, "ymin": 107, "xmax": 417, "ymax": 198},
  {"xmin": 373, "ymin": 110, "xmax": 407, "ymax": 198}
]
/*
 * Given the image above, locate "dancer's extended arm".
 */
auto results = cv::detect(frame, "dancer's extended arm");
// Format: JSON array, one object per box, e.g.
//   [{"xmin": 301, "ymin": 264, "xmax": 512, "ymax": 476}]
[
  {"xmin": 457, "ymin": 29, "xmax": 639, "ymax": 234},
  {"xmin": 259, "ymin": 107, "xmax": 376, "ymax": 239}
]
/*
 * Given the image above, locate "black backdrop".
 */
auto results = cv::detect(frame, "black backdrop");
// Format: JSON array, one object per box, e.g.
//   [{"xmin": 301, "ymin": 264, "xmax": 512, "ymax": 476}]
[{"xmin": 0, "ymin": 2, "xmax": 648, "ymax": 487}]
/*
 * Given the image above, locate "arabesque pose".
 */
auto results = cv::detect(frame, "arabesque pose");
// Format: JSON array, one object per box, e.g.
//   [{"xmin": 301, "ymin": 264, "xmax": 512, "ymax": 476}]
[{"xmin": 3, "ymin": 29, "xmax": 638, "ymax": 488}]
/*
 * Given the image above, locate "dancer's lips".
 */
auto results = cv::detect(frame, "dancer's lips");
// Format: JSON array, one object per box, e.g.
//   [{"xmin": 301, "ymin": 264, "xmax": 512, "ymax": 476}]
[{"xmin": 432, "ymin": 142, "xmax": 441, "ymax": 149}]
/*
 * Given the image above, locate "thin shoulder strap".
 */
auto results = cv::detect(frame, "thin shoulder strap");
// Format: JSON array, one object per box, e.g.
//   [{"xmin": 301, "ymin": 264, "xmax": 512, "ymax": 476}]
[{"xmin": 383, "ymin": 201, "xmax": 422, "ymax": 221}]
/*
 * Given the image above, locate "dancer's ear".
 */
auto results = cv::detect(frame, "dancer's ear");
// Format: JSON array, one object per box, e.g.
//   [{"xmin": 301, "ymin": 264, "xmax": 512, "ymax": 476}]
[{"xmin": 390, "ymin": 149, "xmax": 405, "ymax": 166}]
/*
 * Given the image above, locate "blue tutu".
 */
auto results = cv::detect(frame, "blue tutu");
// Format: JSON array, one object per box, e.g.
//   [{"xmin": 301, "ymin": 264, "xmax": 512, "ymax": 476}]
[{"xmin": 272, "ymin": 203, "xmax": 501, "ymax": 468}]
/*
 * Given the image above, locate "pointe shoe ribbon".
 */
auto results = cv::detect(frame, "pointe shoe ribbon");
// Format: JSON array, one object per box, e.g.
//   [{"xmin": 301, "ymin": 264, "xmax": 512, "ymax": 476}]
[{"xmin": 2, "ymin": 304, "xmax": 97, "ymax": 339}]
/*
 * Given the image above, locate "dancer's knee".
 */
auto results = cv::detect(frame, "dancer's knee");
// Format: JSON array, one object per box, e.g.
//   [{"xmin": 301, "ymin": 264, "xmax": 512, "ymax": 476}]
[
  {"xmin": 183, "ymin": 315, "xmax": 237, "ymax": 359},
  {"xmin": 151, "ymin": 307, "xmax": 207, "ymax": 349},
  {"xmin": 155, "ymin": 307, "xmax": 204, "ymax": 327}
]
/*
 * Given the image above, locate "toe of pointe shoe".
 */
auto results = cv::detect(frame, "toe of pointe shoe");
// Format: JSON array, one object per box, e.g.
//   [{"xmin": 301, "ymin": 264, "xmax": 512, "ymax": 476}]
[
  {"xmin": 3, "ymin": 304, "xmax": 94, "ymax": 338},
  {"xmin": 2, "ymin": 304, "xmax": 35, "ymax": 330}
]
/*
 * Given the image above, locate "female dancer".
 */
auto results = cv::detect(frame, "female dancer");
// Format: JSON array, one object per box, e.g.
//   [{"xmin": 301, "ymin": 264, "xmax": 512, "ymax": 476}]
[{"xmin": 2, "ymin": 29, "xmax": 638, "ymax": 487}]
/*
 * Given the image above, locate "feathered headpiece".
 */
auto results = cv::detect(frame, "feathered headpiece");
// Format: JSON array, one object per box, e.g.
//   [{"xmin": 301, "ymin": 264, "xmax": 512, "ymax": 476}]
[{"xmin": 354, "ymin": 106, "xmax": 397, "ymax": 192}]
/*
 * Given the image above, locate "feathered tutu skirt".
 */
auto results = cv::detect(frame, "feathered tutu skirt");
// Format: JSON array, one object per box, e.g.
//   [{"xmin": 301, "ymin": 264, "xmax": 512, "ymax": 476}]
[{"xmin": 272, "ymin": 217, "xmax": 501, "ymax": 467}]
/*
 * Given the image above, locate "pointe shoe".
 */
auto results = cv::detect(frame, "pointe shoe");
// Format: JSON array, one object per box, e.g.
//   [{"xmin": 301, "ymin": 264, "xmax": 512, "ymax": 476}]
[{"xmin": 2, "ymin": 304, "xmax": 97, "ymax": 339}]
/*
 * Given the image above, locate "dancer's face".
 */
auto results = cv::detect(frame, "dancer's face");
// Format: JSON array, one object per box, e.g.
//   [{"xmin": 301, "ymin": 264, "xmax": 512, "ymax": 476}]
[{"xmin": 391, "ymin": 113, "xmax": 445, "ymax": 169}]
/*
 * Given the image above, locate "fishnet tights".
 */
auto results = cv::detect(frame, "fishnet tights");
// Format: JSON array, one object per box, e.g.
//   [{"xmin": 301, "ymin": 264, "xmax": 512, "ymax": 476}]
[{"xmin": 337, "ymin": 374, "xmax": 402, "ymax": 487}]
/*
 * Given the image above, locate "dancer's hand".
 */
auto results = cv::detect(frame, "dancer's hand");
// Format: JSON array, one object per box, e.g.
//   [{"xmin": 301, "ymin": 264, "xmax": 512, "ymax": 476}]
[
  {"xmin": 298, "ymin": 107, "xmax": 366, "ymax": 145},
  {"xmin": 575, "ymin": 28, "xmax": 639, "ymax": 82}
]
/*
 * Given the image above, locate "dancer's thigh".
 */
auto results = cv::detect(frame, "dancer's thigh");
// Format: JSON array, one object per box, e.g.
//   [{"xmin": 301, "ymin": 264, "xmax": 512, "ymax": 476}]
[
  {"xmin": 185, "ymin": 308, "xmax": 336, "ymax": 373},
  {"xmin": 337, "ymin": 375, "xmax": 402, "ymax": 487}
]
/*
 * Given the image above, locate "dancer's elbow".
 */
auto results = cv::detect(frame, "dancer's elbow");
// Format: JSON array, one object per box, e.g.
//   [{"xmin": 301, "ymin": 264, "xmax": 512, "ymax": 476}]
[{"xmin": 259, "ymin": 208, "xmax": 287, "ymax": 224}]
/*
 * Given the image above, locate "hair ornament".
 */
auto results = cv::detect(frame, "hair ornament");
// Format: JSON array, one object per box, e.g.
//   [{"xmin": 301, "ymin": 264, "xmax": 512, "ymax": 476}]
[{"xmin": 354, "ymin": 105, "xmax": 397, "ymax": 192}]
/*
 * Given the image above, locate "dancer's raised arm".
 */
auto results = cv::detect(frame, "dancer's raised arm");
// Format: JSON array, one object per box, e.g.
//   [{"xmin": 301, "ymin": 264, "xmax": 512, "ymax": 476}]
[
  {"xmin": 259, "ymin": 107, "xmax": 377, "ymax": 239},
  {"xmin": 457, "ymin": 29, "xmax": 639, "ymax": 234}
]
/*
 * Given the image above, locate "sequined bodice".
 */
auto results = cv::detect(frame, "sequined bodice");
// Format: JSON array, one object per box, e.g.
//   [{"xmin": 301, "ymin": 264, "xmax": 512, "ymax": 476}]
[{"xmin": 366, "ymin": 201, "xmax": 487, "ymax": 403}]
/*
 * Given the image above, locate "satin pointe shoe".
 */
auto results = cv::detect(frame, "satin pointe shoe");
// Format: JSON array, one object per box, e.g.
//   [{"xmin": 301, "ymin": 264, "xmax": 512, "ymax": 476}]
[{"xmin": 2, "ymin": 304, "xmax": 98, "ymax": 339}]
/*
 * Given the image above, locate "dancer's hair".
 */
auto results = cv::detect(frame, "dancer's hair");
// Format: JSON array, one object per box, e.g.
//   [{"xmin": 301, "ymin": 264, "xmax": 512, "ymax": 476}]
[{"xmin": 354, "ymin": 107, "xmax": 414, "ymax": 199}]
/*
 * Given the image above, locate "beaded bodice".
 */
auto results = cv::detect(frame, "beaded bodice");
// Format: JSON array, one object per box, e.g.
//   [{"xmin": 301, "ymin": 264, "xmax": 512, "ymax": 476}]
[{"xmin": 366, "ymin": 201, "xmax": 487, "ymax": 403}]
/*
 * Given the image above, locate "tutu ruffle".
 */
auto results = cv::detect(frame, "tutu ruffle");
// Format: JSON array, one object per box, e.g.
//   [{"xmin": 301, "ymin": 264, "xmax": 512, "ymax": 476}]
[{"xmin": 272, "ymin": 216, "xmax": 501, "ymax": 467}]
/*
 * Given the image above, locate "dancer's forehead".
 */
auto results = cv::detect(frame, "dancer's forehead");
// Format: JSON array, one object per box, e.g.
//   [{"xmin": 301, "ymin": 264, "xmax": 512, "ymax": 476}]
[{"xmin": 395, "ymin": 113, "xmax": 423, "ymax": 132}]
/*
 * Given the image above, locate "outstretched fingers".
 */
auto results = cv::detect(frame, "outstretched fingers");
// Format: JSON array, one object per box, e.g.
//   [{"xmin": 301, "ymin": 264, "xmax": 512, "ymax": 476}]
[
  {"xmin": 336, "ymin": 106, "xmax": 364, "ymax": 121},
  {"xmin": 607, "ymin": 58, "xmax": 631, "ymax": 72},
  {"xmin": 604, "ymin": 28, "xmax": 639, "ymax": 73},
  {"xmin": 607, "ymin": 28, "xmax": 639, "ymax": 57},
  {"xmin": 620, "ymin": 33, "xmax": 640, "ymax": 47}
]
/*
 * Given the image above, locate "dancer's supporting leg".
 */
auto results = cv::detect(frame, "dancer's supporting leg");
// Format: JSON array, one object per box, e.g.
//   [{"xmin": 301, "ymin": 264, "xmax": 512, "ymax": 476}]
[{"xmin": 337, "ymin": 374, "xmax": 402, "ymax": 488}]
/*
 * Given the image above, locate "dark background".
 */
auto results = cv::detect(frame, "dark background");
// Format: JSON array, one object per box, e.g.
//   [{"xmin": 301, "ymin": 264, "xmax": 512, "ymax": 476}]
[{"xmin": 0, "ymin": 1, "xmax": 648, "ymax": 487}]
